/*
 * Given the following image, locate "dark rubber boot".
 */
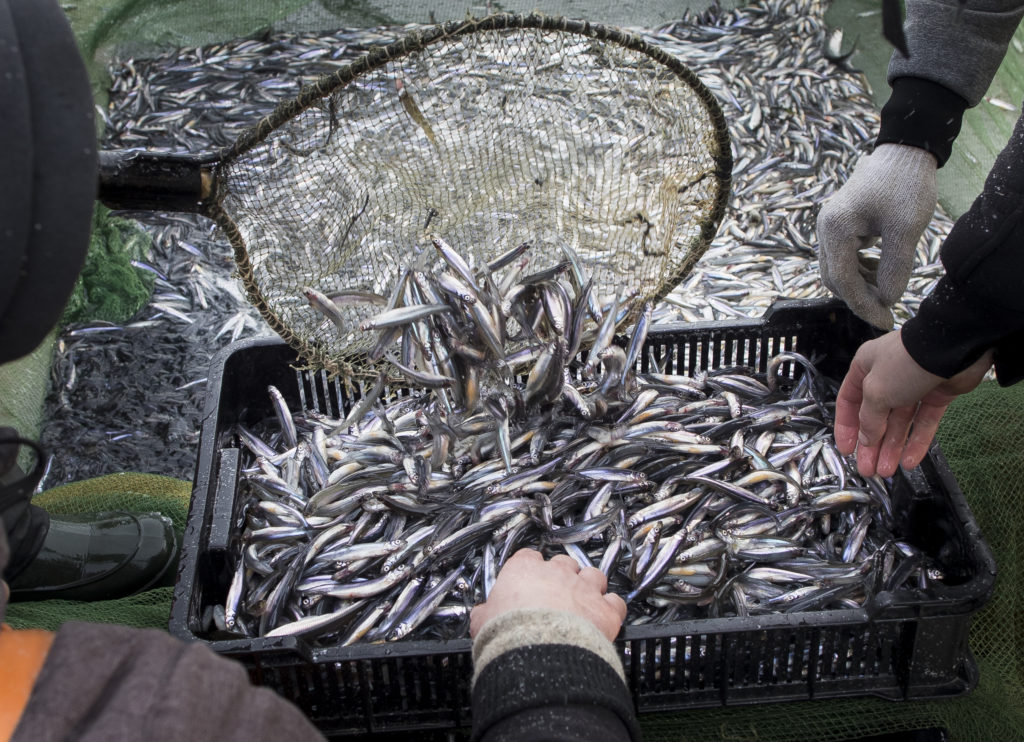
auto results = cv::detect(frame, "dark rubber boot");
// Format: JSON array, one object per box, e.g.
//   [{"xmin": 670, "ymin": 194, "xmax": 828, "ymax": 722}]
[{"xmin": 7, "ymin": 512, "xmax": 178, "ymax": 602}]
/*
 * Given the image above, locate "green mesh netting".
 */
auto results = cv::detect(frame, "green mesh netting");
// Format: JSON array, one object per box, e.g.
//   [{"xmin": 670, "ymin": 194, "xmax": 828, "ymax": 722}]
[
  {"xmin": 0, "ymin": 331, "xmax": 55, "ymax": 473},
  {"xmin": 0, "ymin": 203, "xmax": 153, "ymax": 471},
  {"xmin": 60, "ymin": 204, "xmax": 155, "ymax": 326},
  {"xmin": 3, "ymin": 473, "xmax": 191, "ymax": 632},
  {"xmin": 4, "ymin": 587, "xmax": 176, "ymax": 633}
]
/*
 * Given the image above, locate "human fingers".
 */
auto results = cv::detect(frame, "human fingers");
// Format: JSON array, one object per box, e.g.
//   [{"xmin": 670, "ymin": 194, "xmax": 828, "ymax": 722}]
[
  {"xmin": 469, "ymin": 604, "xmax": 490, "ymax": 639},
  {"xmin": 900, "ymin": 399, "xmax": 951, "ymax": 470},
  {"xmin": 817, "ymin": 219, "xmax": 894, "ymax": 331},
  {"xmin": 493, "ymin": 548, "xmax": 544, "ymax": 580},
  {"xmin": 509, "ymin": 547, "xmax": 544, "ymax": 564},
  {"xmin": 818, "ymin": 227, "xmax": 872, "ymax": 299},
  {"xmin": 874, "ymin": 404, "xmax": 918, "ymax": 477},
  {"xmin": 598, "ymin": 589, "xmax": 626, "ymax": 638},
  {"xmin": 604, "ymin": 592, "xmax": 628, "ymax": 628},
  {"xmin": 834, "ymin": 362, "xmax": 867, "ymax": 456},
  {"xmin": 588, "ymin": 593, "xmax": 628, "ymax": 642},
  {"xmin": 855, "ymin": 440, "xmax": 881, "ymax": 478},
  {"xmin": 548, "ymin": 554, "xmax": 582, "ymax": 574},
  {"xmin": 578, "ymin": 566, "xmax": 608, "ymax": 594},
  {"xmin": 856, "ymin": 370, "xmax": 897, "ymax": 449},
  {"xmin": 876, "ymin": 152, "xmax": 936, "ymax": 305},
  {"xmin": 875, "ymin": 235, "xmax": 918, "ymax": 307},
  {"xmin": 843, "ymin": 286, "xmax": 896, "ymax": 331}
]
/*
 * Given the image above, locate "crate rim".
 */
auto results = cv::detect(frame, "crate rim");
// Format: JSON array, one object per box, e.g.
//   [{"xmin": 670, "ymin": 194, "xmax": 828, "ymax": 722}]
[
  {"xmin": 173, "ymin": 296, "xmax": 997, "ymax": 641},
  {"xmin": 169, "ymin": 296, "xmax": 998, "ymax": 732}
]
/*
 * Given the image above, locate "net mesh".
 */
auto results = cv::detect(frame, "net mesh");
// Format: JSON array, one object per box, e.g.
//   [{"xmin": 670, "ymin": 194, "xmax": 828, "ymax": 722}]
[{"xmin": 210, "ymin": 14, "xmax": 731, "ymax": 377}]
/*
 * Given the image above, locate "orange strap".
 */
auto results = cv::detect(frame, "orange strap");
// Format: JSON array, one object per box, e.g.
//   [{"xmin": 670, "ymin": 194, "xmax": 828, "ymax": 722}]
[{"xmin": 0, "ymin": 624, "xmax": 54, "ymax": 742}]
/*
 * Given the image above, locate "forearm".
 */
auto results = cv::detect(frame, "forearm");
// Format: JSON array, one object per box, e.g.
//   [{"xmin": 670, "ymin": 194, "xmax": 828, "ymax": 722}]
[
  {"xmin": 470, "ymin": 609, "xmax": 639, "ymax": 742},
  {"xmin": 902, "ymin": 107, "xmax": 1024, "ymax": 385},
  {"xmin": 878, "ymin": 0, "xmax": 1024, "ymax": 166}
]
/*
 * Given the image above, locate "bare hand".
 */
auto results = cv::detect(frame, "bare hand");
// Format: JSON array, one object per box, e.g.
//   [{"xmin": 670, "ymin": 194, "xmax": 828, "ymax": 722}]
[
  {"xmin": 834, "ymin": 330, "xmax": 992, "ymax": 477},
  {"xmin": 470, "ymin": 549, "xmax": 627, "ymax": 642}
]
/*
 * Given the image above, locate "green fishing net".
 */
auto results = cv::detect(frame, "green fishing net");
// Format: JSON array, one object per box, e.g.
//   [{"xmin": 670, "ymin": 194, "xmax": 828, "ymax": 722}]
[
  {"xmin": 0, "ymin": 204, "xmax": 152, "ymax": 468},
  {"xmin": 0, "ymin": 333, "xmax": 54, "ymax": 472},
  {"xmin": 60, "ymin": 205, "xmax": 155, "ymax": 327}
]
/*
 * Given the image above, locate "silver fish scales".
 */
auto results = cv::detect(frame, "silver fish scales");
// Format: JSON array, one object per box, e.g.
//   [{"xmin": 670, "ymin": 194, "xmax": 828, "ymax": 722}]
[
  {"xmin": 47, "ymin": 0, "xmax": 963, "ymax": 489},
  {"xmin": 218, "ymin": 237, "xmax": 944, "ymax": 644}
]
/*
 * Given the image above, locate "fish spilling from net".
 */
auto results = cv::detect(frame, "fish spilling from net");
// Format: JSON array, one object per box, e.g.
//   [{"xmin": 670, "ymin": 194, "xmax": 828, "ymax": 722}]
[
  {"xmin": 45, "ymin": 0, "xmax": 954, "ymax": 486},
  {"xmin": 209, "ymin": 238, "xmax": 941, "ymax": 643}
]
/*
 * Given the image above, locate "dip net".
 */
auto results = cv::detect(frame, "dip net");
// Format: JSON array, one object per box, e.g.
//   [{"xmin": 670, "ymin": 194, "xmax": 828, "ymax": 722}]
[{"xmin": 209, "ymin": 13, "xmax": 731, "ymax": 377}]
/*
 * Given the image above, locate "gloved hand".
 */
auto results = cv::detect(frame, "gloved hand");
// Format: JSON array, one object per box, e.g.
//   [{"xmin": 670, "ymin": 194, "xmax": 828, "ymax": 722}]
[{"xmin": 816, "ymin": 143, "xmax": 938, "ymax": 329}]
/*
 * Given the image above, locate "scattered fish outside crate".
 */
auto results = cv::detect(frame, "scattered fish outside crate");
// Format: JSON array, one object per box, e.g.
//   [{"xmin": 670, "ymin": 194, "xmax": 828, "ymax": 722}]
[{"xmin": 42, "ymin": 0, "xmax": 953, "ymax": 491}]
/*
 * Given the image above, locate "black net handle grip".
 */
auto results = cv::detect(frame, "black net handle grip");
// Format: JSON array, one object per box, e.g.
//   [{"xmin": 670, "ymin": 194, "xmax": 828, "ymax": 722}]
[{"xmin": 97, "ymin": 149, "xmax": 218, "ymax": 213}]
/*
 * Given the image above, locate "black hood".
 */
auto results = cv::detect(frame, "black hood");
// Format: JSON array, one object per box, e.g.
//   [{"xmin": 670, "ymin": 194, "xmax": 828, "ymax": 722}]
[{"xmin": 0, "ymin": 0, "xmax": 96, "ymax": 363}]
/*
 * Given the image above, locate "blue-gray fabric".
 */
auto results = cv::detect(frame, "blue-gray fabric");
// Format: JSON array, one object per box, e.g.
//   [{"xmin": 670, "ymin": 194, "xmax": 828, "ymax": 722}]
[{"xmin": 889, "ymin": 0, "xmax": 1024, "ymax": 106}]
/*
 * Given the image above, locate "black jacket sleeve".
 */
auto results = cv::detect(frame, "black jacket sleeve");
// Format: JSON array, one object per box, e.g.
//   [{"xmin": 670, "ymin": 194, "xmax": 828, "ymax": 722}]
[
  {"xmin": 470, "ymin": 609, "xmax": 640, "ymax": 742},
  {"xmin": 876, "ymin": 77, "xmax": 969, "ymax": 167},
  {"xmin": 901, "ymin": 106, "xmax": 1024, "ymax": 385}
]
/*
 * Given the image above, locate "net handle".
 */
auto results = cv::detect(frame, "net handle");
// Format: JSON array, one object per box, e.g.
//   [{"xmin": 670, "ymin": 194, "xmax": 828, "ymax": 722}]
[{"xmin": 97, "ymin": 150, "xmax": 218, "ymax": 213}]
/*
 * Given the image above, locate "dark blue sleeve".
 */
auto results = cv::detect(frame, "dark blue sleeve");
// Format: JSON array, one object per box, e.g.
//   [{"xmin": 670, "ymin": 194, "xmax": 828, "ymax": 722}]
[{"xmin": 471, "ymin": 643, "xmax": 640, "ymax": 742}]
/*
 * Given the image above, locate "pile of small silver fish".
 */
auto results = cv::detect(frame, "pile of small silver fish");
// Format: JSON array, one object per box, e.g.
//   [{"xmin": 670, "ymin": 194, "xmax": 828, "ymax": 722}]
[
  {"xmin": 43, "ymin": 0, "xmax": 954, "ymax": 485},
  {"xmin": 214, "ymin": 238, "xmax": 938, "ymax": 643}
]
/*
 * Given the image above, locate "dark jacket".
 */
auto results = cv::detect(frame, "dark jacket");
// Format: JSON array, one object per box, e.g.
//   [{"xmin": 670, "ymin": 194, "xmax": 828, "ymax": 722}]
[{"xmin": 875, "ymin": 0, "xmax": 1024, "ymax": 383}]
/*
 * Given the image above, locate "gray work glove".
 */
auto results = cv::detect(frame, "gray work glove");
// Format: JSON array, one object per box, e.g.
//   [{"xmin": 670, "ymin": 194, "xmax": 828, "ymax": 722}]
[{"xmin": 816, "ymin": 143, "xmax": 938, "ymax": 329}]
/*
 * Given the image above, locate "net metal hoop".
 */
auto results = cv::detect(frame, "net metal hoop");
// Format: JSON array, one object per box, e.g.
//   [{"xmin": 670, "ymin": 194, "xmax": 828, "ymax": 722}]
[{"xmin": 207, "ymin": 13, "xmax": 733, "ymax": 377}]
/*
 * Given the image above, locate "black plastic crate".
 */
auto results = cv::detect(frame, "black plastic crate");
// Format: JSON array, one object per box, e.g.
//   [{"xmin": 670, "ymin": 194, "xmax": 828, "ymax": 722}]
[{"xmin": 170, "ymin": 298, "xmax": 997, "ymax": 737}]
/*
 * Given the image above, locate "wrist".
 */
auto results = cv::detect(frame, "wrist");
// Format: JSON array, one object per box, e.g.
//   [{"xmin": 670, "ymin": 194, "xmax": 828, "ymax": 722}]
[
  {"xmin": 470, "ymin": 640, "xmax": 638, "ymax": 742},
  {"xmin": 901, "ymin": 279, "xmax": 998, "ymax": 377},
  {"xmin": 877, "ymin": 77, "xmax": 968, "ymax": 167},
  {"xmin": 472, "ymin": 607, "xmax": 624, "ymax": 686},
  {"xmin": 870, "ymin": 142, "xmax": 938, "ymax": 172}
]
